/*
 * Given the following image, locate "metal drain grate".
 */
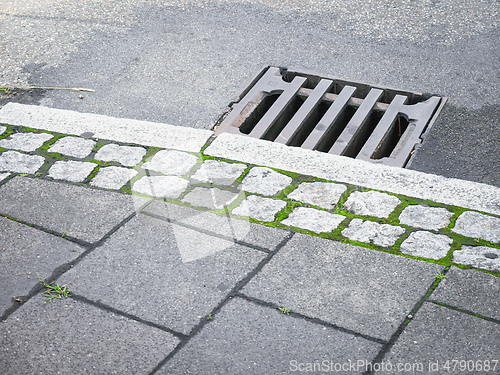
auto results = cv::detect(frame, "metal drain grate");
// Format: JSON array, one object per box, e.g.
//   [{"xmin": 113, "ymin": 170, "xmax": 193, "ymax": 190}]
[{"xmin": 215, "ymin": 66, "xmax": 446, "ymax": 167}]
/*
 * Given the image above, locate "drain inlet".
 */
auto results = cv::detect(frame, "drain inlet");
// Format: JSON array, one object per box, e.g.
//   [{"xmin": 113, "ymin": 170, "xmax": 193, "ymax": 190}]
[{"xmin": 216, "ymin": 66, "xmax": 446, "ymax": 168}]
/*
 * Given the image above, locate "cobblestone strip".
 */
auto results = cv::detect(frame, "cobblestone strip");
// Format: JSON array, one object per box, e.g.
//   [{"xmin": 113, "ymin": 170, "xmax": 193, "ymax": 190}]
[{"xmin": 0, "ymin": 126, "xmax": 498, "ymax": 273}]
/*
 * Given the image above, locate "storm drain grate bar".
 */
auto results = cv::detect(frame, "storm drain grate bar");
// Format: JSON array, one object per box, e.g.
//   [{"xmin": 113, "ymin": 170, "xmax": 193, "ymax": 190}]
[{"xmin": 215, "ymin": 66, "xmax": 446, "ymax": 167}]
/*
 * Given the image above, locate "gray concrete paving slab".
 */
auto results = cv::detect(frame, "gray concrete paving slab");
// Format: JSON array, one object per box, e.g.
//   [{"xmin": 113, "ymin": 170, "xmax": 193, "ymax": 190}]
[
  {"xmin": 243, "ymin": 234, "xmax": 443, "ymax": 341},
  {"xmin": 58, "ymin": 214, "xmax": 266, "ymax": 334},
  {"xmin": 0, "ymin": 176, "xmax": 136, "ymax": 243},
  {"xmin": 378, "ymin": 302, "xmax": 500, "ymax": 375},
  {"xmin": 142, "ymin": 200, "xmax": 290, "ymax": 250},
  {"xmin": 0, "ymin": 295, "xmax": 179, "ymax": 375},
  {"xmin": 158, "ymin": 297, "xmax": 381, "ymax": 375},
  {"xmin": 0, "ymin": 217, "xmax": 84, "ymax": 315},
  {"xmin": 430, "ymin": 268, "xmax": 500, "ymax": 320}
]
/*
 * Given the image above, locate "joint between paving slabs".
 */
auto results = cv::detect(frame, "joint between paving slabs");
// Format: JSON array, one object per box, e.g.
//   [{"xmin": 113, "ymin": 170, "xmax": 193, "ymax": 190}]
[
  {"xmin": 71, "ymin": 294, "xmax": 189, "ymax": 340},
  {"xmin": 364, "ymin": 265, "xmax": 450, "ymax": 374},
  {"xmin": 148, "ymin": 231, "xmax": 295, "ymax": 375},
  {"xmin": 138, "ymin": 206, "xmax": 278, "ymax": 254},
  {"xmin": 234, "ymin": 293, "xmax": 388, "ymax": 346},
  {"xmin": 425, "ymin": 300, "xmax": 500, "ymax": 324}
]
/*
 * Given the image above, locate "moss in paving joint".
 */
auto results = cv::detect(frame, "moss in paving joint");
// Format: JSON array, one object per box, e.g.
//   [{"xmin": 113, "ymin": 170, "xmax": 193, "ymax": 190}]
[{"xmin": 391, "ymin": 229, "xmax": 413, "ymax": 251}]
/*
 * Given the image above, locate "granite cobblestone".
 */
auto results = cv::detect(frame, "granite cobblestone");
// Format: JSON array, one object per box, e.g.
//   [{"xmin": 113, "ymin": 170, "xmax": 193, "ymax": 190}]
[
  {"xmin": 0, "ymin": 132, "xmax": 53, "ymax": 152},
  {"xmin": 94, "ymin": 143, "xmax": 147, "ymax": 167},
  {"xmin": 49, "ymin": 136, "xmax": 96, "ymax": 158},
  {"xmin": 0, "ymin": 127, "xmax": 499, "ymax": 271}
]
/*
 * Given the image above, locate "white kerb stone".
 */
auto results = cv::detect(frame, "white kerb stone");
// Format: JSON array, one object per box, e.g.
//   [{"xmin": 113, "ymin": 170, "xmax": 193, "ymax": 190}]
[
  {"xmin": 282, "ymin": 207, "xmax": 345, "ymax": 233},
  {"xmin": 90, "ymin": 166, "xmax": 138, "ymax": 190},
  {"xmin": 0, "ymin": 132, "xmax": 53, "ymax": 152},
  {"xmin": 232, "ymin": 195, "xmax": 287, "ymax": 222},
  {"xmin": 453, "ymin": 246, "xmax": 500, "ymax": 272},
  {"xmin": 143, "ymin": 150, "xmax": 198, "ymax": 176},
  {"xmin": 48, "ymin": 161, "xmax": 97, "ymax": 183},
  {"xmin": 49, "ymin": 136, "xmax": 96, "ymax": 158},
  {"xmin": 342, "ymin": 218, "xmax": 405, "ymax": 247},
  {"xmin": 0, "ymin": 151, "xmax": 45, "ymax": 174},
  {"xmin": 94, "ymin": 144, "xmax": 147, "ymax": 167},
  {"xmin": 399, "ymin": 205, "xmax": 454, "ymax": 230},
  {"xmin": 0, "ymin": 103, "xmax": 212, "ymax": 152},
  {"xmin": 452, "ymin": 211, "xmax": 500, "ymax": 243},
  {"xmin": 344, "ymin": 190, "xmax": 401, "ymax": 218},
  {"xmin": 191, "ymin": 160, "xmax": 247, "ymax": 185},
  {"xmin": 287, "ymin": 182, "xmax": 347, "ymax": 209},
  {"xmin": 132, "ymin": 176, "xmax": 189, "ymax": 199},
  {"xmin": 400, "ymin": 231, "xmax": 452, "ymax": 260},
  {"xmin": 239, "ymin": 167, "xmax": 292, "ymax": 196}
]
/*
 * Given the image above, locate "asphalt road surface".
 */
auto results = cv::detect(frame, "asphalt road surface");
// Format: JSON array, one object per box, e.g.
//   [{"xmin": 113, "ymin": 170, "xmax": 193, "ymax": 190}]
[{"xmin": 1, "ymin": 0, "xmax": 498, "ymax": 186}]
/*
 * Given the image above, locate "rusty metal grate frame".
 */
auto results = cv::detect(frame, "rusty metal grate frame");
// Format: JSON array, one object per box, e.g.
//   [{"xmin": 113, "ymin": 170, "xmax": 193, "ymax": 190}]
[{"xmin": 214, "ymin": 66, "xmax": 447, "ymax": 168}]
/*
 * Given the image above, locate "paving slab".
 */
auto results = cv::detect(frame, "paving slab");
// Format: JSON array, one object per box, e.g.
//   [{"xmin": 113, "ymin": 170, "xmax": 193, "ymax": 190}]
[
  {"xmin": 287, "ymin": 181, "xmax": 347, "ymax": 210},
  {"xmin": 191, "ymin": 159, "xmax": 247, "ymax": 185},
  {"xmin": 0, "ymin": 217, "xmax": 84, "ymax": 315},
  {"xmin": 430, "ymin": 267, "xmax": 500, "ymax": 320},
  {"xmin": 59, "ymin": 214, "xmax": 266, "ymax": 334},
  {"xmin": 94, "ymin": 143, "xmax": 146, "ymax": 166},
  {"xmin": 243, "ymin": 234, "xmax": 442, "ymax": 341},
  {"xmin": 378, "ymin": 302, "xmax": 500, "ymax": 374},
  {"xmin": 0, "ymin": 177, "xmax": 136, "ymax": 243},
  {"xmin": 344, "ymin": 190, "xmax": 401, "ymax": 218},
  {"xmin": 232, "ymin": 195, "xmax": 287, "ymax": 222},
  {"xmin": 452, "ymin": 211, "xmax": 500, "ymax": 243},
  {"xmin": 342, "ymin": 219, "xmax": 406, "ymax": 247},
  {"xmin": 0, "ymin": 132, "xmax": 52, "ymax": 152},
  {"xmin": 0, "ymin": 103, "xmax": 213, "ymax": 152},
  {"xmin": 0, "ymin": 295, "xmax": 179, "ymax": 375},
  {"xmin": 453, "ymin": 246, "xmax": 500, "ymax": 272},
  {"xmin": 400, "ymin": 231, "xmax": 452, "ymax": 260},
  {"xmin": 282, "ymin": 207, "xmax": 345, "ymax": 233},
  {"xmin": 142, "ymin": 200, "xmax": 290, "ymax": 250},
  {"xmin": 158, "ymin": 298, "xmax": 381, "ymax": 375},
  {"xmin": 48, "ymin": 136, "xmax": 96, "ymax": 158},
  {"xmin": 239, "ymin": 167, "xmax": 292, "ymax": 196},
  {"xmin": 142, "ymin": 149, "xmax": 199, "ymax": 176},
  {"xmin": 47, "ymin": 160, "xmax": 97, "ymax": 182},
  {"xmin": 0, "ymin": 151, "xmax": 45, "ymax": 174},
  {"xmin": 90, "ymin": 166, "xmax": 138, "ymax": 189}
]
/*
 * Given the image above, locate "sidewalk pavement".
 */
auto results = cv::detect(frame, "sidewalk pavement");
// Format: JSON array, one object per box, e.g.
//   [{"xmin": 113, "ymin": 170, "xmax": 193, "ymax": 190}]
[{"xmin": 0, "ymin": 103, "xmax": 498, "ymax": 374}]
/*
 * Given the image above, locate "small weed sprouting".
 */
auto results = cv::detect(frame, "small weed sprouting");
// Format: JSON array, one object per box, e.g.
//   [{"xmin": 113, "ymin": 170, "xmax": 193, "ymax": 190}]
[
  {"xmin": 435, "ymin": 273, "xmax": 446, "ymax": 280},
  {"xmin": 278, "ymin": 307, "xmax": 290, "ymax": 315},
  {"xmin": 207, "ymin": 313, "xmax": 214, "ymax": 320},
  {"xmin": 37, "ymin": 274, "xmax": 71, "ymax": 303}
]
